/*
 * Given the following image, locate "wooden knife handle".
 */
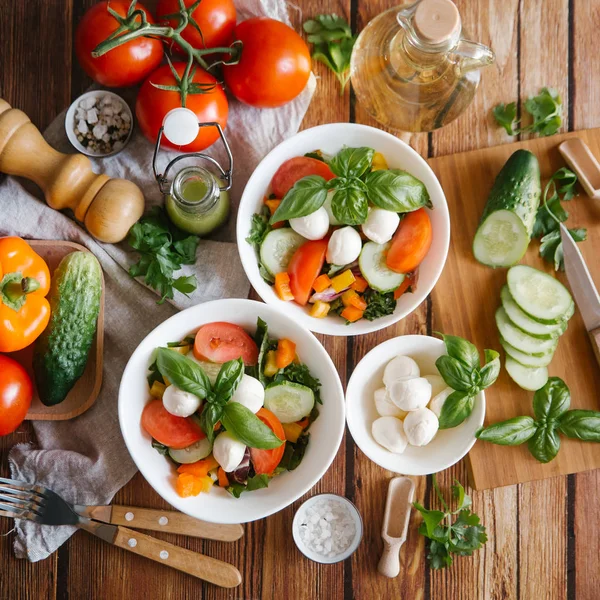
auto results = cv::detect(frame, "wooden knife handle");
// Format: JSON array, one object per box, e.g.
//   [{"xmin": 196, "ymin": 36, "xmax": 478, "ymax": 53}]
[
  {"xmin": 108, "ymin": 505, "xmax": 244, "ymax": 541},
  {"xmin": 589, "ymin": 326, "xmax": 600, "ymax": 367},
  {"xmin": 113, "ymin": 526, "xmax": 242, "ymax": 588}
]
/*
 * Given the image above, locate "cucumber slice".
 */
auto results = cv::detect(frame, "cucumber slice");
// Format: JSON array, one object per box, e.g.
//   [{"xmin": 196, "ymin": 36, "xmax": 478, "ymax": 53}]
[
  {"xmin": 260, "ymin": 228, "xmax": 306, "ymax": 276},
  {"xmin": 359, "ymin": 242, "xmax": 405, "ymax": 293},
  {"xmin": 500, "ymin": 285, "xmax": 565, "ymax": 339},
  {"xmin": 188, "ymin": 357, "xmax": 221, "ymax": 386},
  {"xmin": 500, "ymin": 337, "xmax": 554, "ymax": 368},
  {"xmin": 505, "ymin": 357, "xmax": 548, "ymax": 391},
  {"xmin": 168, "ymin": 438, "xmax": 213, "ymax": 464},
  {"xmin": 473, "ymin": 210, "xmax": 531, "ymax": 267},
  {"xmin": 264, "ymin": 381, "xmax": 314, "ymax": 423},
  {"xmin": 495, "ymin": 307, "xmax": 558, "ymax": 356},
  {"xmin": 507, "ymin": 265, "xmax": 573, "ymax": 324}
]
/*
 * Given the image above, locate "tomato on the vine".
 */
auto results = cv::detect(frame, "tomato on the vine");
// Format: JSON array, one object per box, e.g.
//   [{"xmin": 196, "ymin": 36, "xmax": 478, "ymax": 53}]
[
  {"xmin": 223, "ymin": 17, "xmax": 312, "ymax": 108},
  {"xmin": 75, "ymin": 1, "xmax": 163, "ymax": 88},
  {"xmin": 0, "ymin": 355, "xmax": 32, "ymax": 436},
  {"xmin": 156, "ymin": 0, "xmax": 236, "ymax": 50},
  {"xmin": 135, "ymin": 62, "xmax": 228, "ymax": 151}
]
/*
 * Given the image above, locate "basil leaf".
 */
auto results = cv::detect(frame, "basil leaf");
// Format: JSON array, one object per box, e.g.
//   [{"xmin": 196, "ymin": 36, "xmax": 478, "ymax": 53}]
[
  {"xmin": 331, "ymin": 184, "xmax": 369, "ymax": 225},
  {"xmin": 156, "ymin": 347, "xmax": 211, "ymax": 399},
  {"xmin": 451, "ymin": 480, "xmax": 472, "ymax": 511},
  {"xmin": 221, "ymin": 402, "xmax": 284, "ymax": 449},
  {"xmin": 413, "ymin": 502, "xmax": 446, "ymax": 538},
  {"xmin": 435, "ymin": 356, "xmax": 473, "ymax": 392},
  {"xmin": 532, "ymin": 377, "xmax": 570, "ymax": 422},
  {"xmin": 438, "ymin": 391, "xmax": 474, "ymax": 429},
  {"xmin": 558, "ymin": 409, "xmax": 600, "ymax": 441},
  {"xmin": 253, "ymin": 317, "xmax": 270, "ymax": 385},
  {"xmin": 200, "ymin": 402, "xmax": 223, "ymax": 443},
  {"xmin": 214, "ymin": 358, "xmax": 244, "ymax": 404},
  {"xmin": 365, "ymin": 169, "xmax": 432, "ymax": 212},
  {"xmin": 528, "ymin": 425, "xmax": 560, "ymax": 463},
  {"xmin": 438, "ymin": 333, "xmax": 480, "ymax": 369},
  {"xmin": 270, "ymin": 175, "xmax": 329, "ymax": 223},
  {"xmin": 479, "ymin": 350, "xmax": 501, "ymax": 389},
  {"xmin": 328, "ymin": 146, "xmax": 374, "ymax": 178},
  {"xmin": 476, "ymin": 416, "xmax": 537, "ymax": 445}
]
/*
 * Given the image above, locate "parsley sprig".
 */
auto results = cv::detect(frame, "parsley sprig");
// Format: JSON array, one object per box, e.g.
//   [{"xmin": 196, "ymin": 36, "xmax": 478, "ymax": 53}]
[
  {"xmin": 414, "ymin": 476, "xmax": 487, "ymax": 570},
  {"xmin": 532, "ymin": 167, "xmax": 586, "ymax": 271},
  {"xmin": 493, "ymin": 87, "xmax": 563, "ymax": 137}
]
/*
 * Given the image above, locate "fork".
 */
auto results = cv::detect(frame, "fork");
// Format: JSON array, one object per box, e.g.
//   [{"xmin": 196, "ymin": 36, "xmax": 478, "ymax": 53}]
[{"xmin": 0, "ymin": 477, "xmax": 242, "ymax": 588}]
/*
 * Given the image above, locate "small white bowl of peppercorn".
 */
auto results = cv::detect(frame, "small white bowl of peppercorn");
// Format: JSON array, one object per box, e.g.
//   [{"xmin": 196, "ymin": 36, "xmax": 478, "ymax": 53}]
[{"xmin": 65, "ymin": 90, "xmax": 133, "ymax": 157}]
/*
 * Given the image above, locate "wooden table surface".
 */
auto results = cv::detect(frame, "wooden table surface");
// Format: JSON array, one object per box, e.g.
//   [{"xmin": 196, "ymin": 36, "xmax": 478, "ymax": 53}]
[{"xmin": 1, "ymin": 1, "xmax": 599, "ymax": 598}]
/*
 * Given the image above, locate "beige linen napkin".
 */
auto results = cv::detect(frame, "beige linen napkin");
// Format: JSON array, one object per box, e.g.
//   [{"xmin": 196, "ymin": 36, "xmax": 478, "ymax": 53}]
[{"xmin": 3, "ymin": 0, "xmax": 316, "ymax": 561}]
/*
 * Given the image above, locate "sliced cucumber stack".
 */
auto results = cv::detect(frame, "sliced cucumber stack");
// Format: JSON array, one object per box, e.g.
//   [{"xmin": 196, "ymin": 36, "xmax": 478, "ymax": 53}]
[
  {"xmin": 359, "ymin": 242, "xmax": 405, "ymax": 293},
  {"xmin": 260, "ymin": 228, "xmax": 306, "ymax": 276},
  {"xmin": 495, "ymin": 307, "xmax": 558, "ymax": 356},
  {"xmin": 504, "ymin": 357, "xmax": 549, "ymax": 391},
  {"xmin": 500, "ymin": 337, "xmax": 555, "ymax": 368},
  {"xmin": 264, "ymin": 381, "xmax": 314, "ymax": 423}
]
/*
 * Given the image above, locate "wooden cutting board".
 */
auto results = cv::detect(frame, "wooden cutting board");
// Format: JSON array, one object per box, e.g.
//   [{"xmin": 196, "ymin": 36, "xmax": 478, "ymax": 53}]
[{"xmin": 428, "ymin": 129, "xmax": 600, "ymax": 490}]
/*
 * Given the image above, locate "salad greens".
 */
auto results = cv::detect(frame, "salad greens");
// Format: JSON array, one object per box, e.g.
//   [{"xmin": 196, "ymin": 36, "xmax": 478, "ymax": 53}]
[
  {"xmin": 434, "ymin": 334, "xmax": 500, "ymax": 429},
  {"xmin": 413, "ymin": 476, "xmax": 487, "ymax": 570},
  {"xmin": 476, "ymin": 378, "xmax": 600, "ymax": 462},
  {"xmin": 363, "ymin": 290, "xmax": 396, "ymax": 321}
]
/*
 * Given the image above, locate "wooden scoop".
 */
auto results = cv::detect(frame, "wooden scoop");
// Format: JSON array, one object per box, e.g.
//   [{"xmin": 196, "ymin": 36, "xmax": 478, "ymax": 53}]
[
  {"xmin": 378, "ymin": 476, "xmax": 415, "ymax": 578},
  {"xmin": 0, "ymin": 98, "xmax": 145, "ymax": 243}
]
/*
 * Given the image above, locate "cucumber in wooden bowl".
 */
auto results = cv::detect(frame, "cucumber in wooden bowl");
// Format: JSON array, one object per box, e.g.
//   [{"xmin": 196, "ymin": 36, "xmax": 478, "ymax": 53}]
[{"xmin": 473, "ymin": 150, "xmax": 541, "ymax": 267}]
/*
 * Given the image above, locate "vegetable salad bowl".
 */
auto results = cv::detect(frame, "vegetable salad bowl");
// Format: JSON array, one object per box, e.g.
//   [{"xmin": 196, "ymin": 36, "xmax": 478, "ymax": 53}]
[
  {"xmin": 236, "ymin": 123, "xmax": 450, "ymax": 336},
  {"xmin": 118, "ymin": 299, "xmax": 345, "ymax": 524}
]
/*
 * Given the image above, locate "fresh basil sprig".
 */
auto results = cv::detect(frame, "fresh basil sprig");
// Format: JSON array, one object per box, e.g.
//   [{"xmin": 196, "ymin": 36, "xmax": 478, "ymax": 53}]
[
  {"xmin": 476, "ymin": 377, "xmax": 600, "ymax": 463},
  {"xmin": 221, "ymin": 402, "xmax": 283, "ymax": 449},
  {"xmin": 365, "ymin": 169, "xmax": 432, "ymax": 212},
  {"xmin": 156, "ymin": 347, "xmax": 211, "ymax": 400},
  {"xmin": 434, "ymin": 334, "xmax": 500, "ymax": 429},
  {"xmin": 270, "ymin": 176, "xmax": 329, "ymax": 224}
]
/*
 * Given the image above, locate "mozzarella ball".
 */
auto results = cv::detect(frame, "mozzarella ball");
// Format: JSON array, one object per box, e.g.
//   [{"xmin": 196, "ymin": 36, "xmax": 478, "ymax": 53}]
[
  {"xmin": 374, "ymin": 387, "xmax": 408, "ymax": 419},
  {"xmin": 323, "ymin": 190, "xmax": 342, "ymax": 225},
  {"xmin": 423, "ymin": 374, "xmax": 447, "ymax": 398},
  {"xmin": 212, "ymin": 431, "xmax": 246, "ymax": 472},
  {"xmin": 162, "ymin": 385, "xmax": 201, "ymax": 418},
  {"xmin": 372, "ymin": 416, "xmax": 408, "ymax": 454},
  {"xmin": 383, "ymin": 355, "xmax": 420, "ymax": 388},
  {"xmin": 289, "ymin": 207, "xmax": 329, "ymax": 240},
  {"xmin": 389, "ymin": 377, "xmax": 432, "ymax": 411},
  {"xmin": 428, "ymin": 387, "xmax": 453, "ymax": 418},
  {"xmin": 326, "ymin": 226, "xmax": 362, "ymax": 265},
  {"xmin": 403, "ymin": 408, "xmax": 439, "ymax": 446},
  {"xmin": 361, "ymin": 208, "xmax": 401, "ymax": 244},
  {"xmin": 229, "ymin": 374, "xmax": 264, "ymax": 414}
]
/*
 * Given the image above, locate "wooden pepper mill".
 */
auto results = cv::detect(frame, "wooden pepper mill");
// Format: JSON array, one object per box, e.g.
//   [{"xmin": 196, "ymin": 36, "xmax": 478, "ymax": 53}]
[{"xmin": 0, "ymin": 98, "xmax": 145, "ymax": 243}]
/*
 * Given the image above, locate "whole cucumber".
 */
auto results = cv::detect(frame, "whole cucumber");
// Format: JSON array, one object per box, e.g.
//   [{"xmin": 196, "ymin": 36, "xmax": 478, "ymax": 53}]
[{"xmin": 34, "ymin": 251, "xmax": 102, "ymax": 406}]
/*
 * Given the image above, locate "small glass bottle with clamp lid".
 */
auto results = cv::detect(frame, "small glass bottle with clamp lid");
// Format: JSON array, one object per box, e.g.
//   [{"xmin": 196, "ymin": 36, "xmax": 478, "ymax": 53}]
[{"xmin": 153, "ymin": 108, "xmax": 233, "ymax": 236}]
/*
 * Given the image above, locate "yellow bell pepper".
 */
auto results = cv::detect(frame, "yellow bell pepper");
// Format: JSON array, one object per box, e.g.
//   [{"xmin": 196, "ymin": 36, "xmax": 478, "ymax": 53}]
[
  {"xmin": 331, "ymin": 269, "xmax": 356, "ymax": 293},
  {"xmin": 309, "ymin": 300, "xmax": 331, "ymax": 318}
]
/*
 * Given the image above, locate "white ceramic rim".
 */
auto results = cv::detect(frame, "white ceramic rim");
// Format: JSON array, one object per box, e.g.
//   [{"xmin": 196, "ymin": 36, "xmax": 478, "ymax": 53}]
[
  {"xmin": 118, "ymin": 298, "xmax": 346, "ymax": 523},
  {"xmin": 292, "ymin": 493, "xmax": 363, "ymax": 564},
  {"xmin": 236, "ymin": 122, "xmax": 451, "ymax": 337},
  {"xmin": 65, "ymin": 90, "xmax": 133, "ymax": 158},
  {"xmin": 345, "ymin": 335, "xmax": 486, "ymax": 475}
]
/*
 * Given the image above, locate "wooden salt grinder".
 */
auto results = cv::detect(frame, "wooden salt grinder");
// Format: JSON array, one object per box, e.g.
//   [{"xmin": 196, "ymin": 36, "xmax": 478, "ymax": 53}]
[{"xmin": 0, "ymin": 98, "xmax": 145, "ymax": 243}]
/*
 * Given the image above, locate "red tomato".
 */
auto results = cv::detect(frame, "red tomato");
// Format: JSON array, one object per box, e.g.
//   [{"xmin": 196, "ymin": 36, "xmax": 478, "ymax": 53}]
[
  {"xmin": 136, "ymin": 62, "xmax": 228, "ymax": 151},
  {"xmin": 156, "ymin": 0, "xmax": 236, "ymax": 50},
  {"xmin": 141, "ymin": 400, "xmax": 204, "ymax": 449},
  {"xmin": 193, "ymin": 322, "xmax": 259, "ymax": 366},
  {"xmin": 0, "ymin": 355, "xmax": 33, "ymax": 436},
  {"xmin": 386, "ymin": 208, "xmax": 433, "ymax": 273},
  {"xmin": 287, "ymin": 240, "xmax": 328, "ymax": 306},
  {"xmin": 75, "ymin": 1, "xmax": 163, "ymax": 88},
  {"xmin": 271, "ymin": 157, "xmax": 335, "ymax": 198},
  {"xmin": 223, "ymin": 17, "xmax": 311, "ymax": 108},
  {"xmin": 250, "ymin": 408, "xmax": 285, "ymax": 475}
]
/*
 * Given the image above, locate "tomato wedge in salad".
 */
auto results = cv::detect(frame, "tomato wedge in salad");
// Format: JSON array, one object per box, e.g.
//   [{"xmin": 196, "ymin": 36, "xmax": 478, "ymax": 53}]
[
  {"xmin": 141, "ymin": 400, "xmax": 205, "ymax": 449},
  {"xmin": 194, "ymin": 322, "xmax": 259, "ymax": 365},
  {"xmin": 271, "ymin": 157, "xmax": 335, "ymax": 198},
  {"xmin": 386, "ymin": 208, "xmax": 433, "ymax": 274},
  {"xmin": 287, "ymin": 239, "xmax": 328, "ymax": 306},
  {"xmin": 250, "ymin": 408, "xmax": 286, "ymax": 475}
]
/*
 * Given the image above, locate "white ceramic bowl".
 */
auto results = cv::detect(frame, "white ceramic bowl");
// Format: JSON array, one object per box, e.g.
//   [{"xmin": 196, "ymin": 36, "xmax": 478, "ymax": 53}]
[
  {"xmin": 65, "ymin": 90, "xmax": 133, "ymax": 157},
  {"xmin": 236, "ymin": 123, "xmax": 450, "ymax": 336},
  {"xmin": 345, "ymin": 335, "xmax": 485, "ymax": 475},
  {"xmin": 118, "ymin": 299, "xmax": 345, "ymax": 524}
]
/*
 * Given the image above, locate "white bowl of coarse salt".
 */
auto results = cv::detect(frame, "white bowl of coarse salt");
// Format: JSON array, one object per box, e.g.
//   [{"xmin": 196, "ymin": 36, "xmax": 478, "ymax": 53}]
[{"xmin": 292, "ymin": 494, "xmax": 363, "ymax": 564}]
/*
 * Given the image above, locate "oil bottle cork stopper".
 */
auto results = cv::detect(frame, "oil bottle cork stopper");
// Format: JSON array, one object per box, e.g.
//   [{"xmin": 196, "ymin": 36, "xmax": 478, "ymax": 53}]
[{"xmin": 413, "ymin": 0, "xmax": 461, "ymax": 44}]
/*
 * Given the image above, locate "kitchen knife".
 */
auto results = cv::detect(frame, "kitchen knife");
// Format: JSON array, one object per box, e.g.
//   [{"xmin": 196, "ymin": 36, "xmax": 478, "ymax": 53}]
[{"xmin": 560, "ymin": 223, "xmax": 600, "ymax": 364}]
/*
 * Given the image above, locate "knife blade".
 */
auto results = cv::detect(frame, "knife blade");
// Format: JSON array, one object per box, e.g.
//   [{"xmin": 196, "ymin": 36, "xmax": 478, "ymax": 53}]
[{"xmin": 560, "ymin": 223, "xmax": 600, "ymax": 333}]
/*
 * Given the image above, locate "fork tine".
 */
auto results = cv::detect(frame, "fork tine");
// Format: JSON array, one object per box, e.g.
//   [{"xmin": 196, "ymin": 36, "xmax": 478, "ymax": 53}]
[
  {"xmin": 0, "ymin": 493, "xmax": 45, "ymax": 516},
  {"xmin": 0, "ymin": 502, "xmax": 42, "ymax": 523},
  {"xmin": 0, "ymin": 477, "xmax": 49, "ymax": 498},
  {"xmin": 0, "ymin": 485, "xmax": 47, "ymax": 507}
]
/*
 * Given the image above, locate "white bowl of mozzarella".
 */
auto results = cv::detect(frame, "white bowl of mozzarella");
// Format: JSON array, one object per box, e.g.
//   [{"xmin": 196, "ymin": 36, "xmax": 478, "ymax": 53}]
[{"xmin": 345, "ymin": 335, "xmax": 485, "ymax": 475}]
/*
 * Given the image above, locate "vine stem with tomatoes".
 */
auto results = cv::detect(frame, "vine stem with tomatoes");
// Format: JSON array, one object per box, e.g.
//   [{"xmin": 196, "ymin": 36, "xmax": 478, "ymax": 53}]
[{"xmin": 91, "ymin": 0, "xmax": 241, "ymax": 105}]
